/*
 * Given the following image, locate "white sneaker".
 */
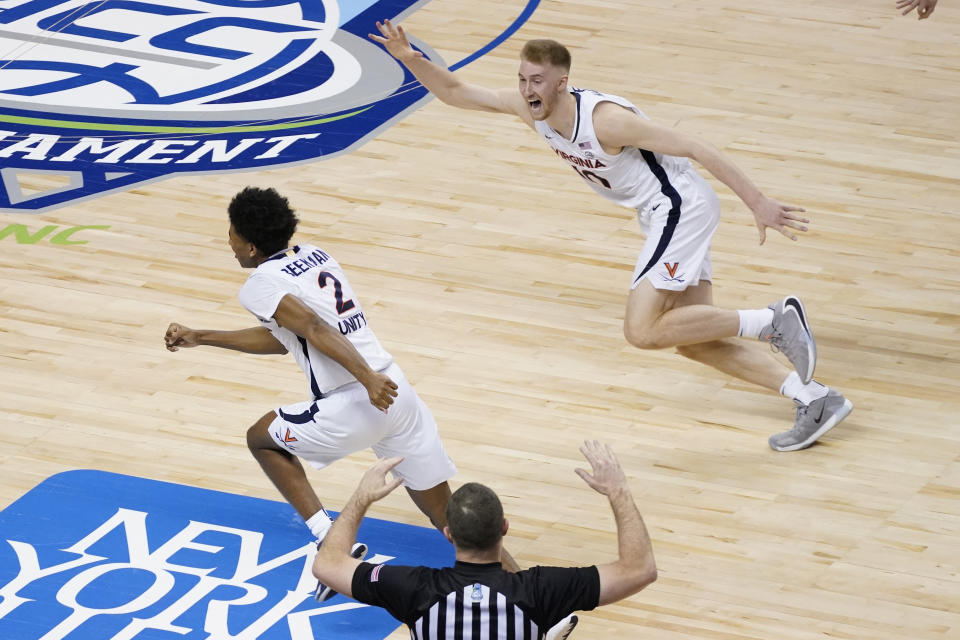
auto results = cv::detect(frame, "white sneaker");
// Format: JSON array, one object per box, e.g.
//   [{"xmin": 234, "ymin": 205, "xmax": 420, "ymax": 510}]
[
  {"xmin": 314, "ymin": 541, "xmax": 368, "ymax": 602},
  {"xmin": 546, "ymin": 614, "xmax": 578, "ymax": 640}
]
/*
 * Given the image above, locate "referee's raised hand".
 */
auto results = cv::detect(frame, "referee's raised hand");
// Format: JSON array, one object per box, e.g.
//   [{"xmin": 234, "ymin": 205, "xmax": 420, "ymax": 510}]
[
  {"xmin": 577, "ymin": 441, "xmax": 656, "ymax": 606},
  {"xmin": 575, "ymin": 440, "xmax": 629, "ymax": 497},
  {"xmin": 354, "ymin": 456, "xmax": 405, "ymax": 505}
]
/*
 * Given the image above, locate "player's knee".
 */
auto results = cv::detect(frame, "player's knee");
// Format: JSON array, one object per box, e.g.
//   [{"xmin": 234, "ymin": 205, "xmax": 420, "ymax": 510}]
[
  {"xmin": 246, "ymin": 412, "xmax": 276, "ymax": 451},
  {"xmin": 245, "ymin": 424, "xmax": 261, "ymax": 452},
  {"xmin": 623, "ymin": 322, "xmax": 667, "ymax": 350}
]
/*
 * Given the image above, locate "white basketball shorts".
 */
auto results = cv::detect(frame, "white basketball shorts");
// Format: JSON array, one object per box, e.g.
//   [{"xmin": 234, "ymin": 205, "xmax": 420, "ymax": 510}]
[
  {"xmin": 630, "ymin": 169, "xmax": 721, "ymax": 291},
  {"xmin": 267, "ymin": 362, "xmax": 456, "ymax": 491}
]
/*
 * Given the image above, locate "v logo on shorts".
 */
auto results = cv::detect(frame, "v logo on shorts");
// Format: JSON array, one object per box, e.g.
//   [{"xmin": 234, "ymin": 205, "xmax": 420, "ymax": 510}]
[
  {"xmin": 283, "ymin": 428, "xmax": 298, "ymax": 443},
  {"xmin": 664, "ymin": 262, "xmax": 680, "ymax": 278}
]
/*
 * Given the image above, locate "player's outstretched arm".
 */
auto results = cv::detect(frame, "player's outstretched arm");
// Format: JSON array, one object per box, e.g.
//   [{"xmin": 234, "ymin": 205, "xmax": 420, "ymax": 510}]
[
  {"xmin": 313, "ymin": 457, "xmax": 405, "ymax": 598},
  {"xmin": 272, "ymin": 294, "xmax": 398, "ymax": 412},
  {"xmin": 164, "ymin": 323, "xmax": 288, "ymax": 354},
  {"xmin": 593, "ymin": 103, "xmax": 809, "ymax": 245},
  {"xmin": 575, "ymin": 440, "xmax": 657, "ymax": 606},
  {"xmin": 369, "ymin": 19, "xmax": 524, "ymax": 116}
]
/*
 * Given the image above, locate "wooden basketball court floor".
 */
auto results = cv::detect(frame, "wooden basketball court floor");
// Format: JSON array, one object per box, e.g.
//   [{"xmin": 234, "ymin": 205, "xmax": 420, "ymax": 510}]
[{"xmin": 1, "ymin": 0, "xmax": 958, "ymax": 637}]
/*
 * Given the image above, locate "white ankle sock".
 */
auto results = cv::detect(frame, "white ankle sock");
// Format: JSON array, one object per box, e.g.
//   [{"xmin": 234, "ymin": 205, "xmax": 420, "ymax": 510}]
[
  {"xmin": 306, "ymin": 509, "xmax": 333, "ymax": 542},
  {"xmin": 738, "ymin": 308, "xmax": 774, "ymax": 339},
  {"xmin": 780, "ymin": 371, "xmax": 828, "ymax": 405}
]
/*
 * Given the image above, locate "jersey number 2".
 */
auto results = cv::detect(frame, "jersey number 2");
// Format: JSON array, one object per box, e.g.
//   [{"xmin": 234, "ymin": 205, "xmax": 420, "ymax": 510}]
[{"xmin": 318, "ymin": 271, "xmax": 356, "ymax": 315}]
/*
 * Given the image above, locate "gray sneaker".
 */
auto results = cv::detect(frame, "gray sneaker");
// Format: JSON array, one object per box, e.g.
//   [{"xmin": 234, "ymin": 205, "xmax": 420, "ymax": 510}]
[
  {"xmin": 769, "ymin": 390, "xmax": 853, "ymax": 451},
  {"xmin": 760, "ymin": 296, "xmax": 817, "ymax": 383}
]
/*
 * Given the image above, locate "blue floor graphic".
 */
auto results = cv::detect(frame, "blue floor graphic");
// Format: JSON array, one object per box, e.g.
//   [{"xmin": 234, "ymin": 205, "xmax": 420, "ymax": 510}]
[
  {"xmin": 0, "ymin": 470, "xmax": 454, "ymax": 639},
  {"xmin": 0, "ymin": 0, "xmax": 539, "ymax": 212}
]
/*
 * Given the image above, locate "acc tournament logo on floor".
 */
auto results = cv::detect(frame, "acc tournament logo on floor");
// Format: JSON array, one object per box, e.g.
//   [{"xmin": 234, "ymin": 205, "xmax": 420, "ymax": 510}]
[
  {"xmin": 0, "ymin": 470, "xmax": 453, "ymax": 639},
  {"xmin": 0, "ymin": 0, "xmax": 532, "ymax": 213}
]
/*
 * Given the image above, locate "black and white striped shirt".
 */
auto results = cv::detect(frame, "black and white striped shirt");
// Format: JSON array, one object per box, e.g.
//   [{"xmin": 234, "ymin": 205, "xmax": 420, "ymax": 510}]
[{"xmin": 351, "ymin": 560, "xmax": 600, "ymax": 640}]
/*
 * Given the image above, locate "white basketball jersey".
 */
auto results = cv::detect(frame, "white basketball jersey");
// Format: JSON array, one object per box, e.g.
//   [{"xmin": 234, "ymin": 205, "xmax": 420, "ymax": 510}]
[
  {"xmin": 534, "ymin": 88, "xmax": 693, "ymax": 211},
  {"xmin": 238, "ymin": 244, "xmax": 392, "ymax": 397}
]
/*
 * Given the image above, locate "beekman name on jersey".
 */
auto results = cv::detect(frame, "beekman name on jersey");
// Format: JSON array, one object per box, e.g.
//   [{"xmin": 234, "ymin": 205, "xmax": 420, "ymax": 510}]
[{"xmin": 279, "ymin": 247, "xmax": 331, "ymax": 278}]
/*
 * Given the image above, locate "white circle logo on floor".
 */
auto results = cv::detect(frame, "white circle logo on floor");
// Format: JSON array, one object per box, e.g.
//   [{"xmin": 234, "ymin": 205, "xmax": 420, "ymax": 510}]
[{"xmin": 0, "ymin": 0, "xmax": 534, "ymax": 212}]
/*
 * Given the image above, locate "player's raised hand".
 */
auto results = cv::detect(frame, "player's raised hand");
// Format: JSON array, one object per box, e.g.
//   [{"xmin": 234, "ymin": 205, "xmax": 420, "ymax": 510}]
[
  {"xmin": 368, "ymin": 19, "xmax": 423, "ymax": 63},
  {"xmin": 575, "ymin": 440, "xmax": 629, "ymax": 497},
  {"xmin": 750, "ymin": 196, "xmax": 808, "ymax": 245},
  {"xmin": 165, "ymin": 323, "xmax": 200, "ymax": 351},
  {"xmin": 354, "ymin": 456, "xmax": 405, "ymax": 505},
  {"xmin": 896, "ymin": 0, "xmax": 937, "ymax": 19},
  {"xmin": 363, "ymin": 370, "xmax": 399, "ymax": 412}
]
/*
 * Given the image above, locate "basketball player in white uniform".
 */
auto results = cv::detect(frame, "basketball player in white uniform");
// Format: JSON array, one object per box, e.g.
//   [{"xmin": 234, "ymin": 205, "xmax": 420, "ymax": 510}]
[
  {"xmin": 371, "ymin": 21, "xmax": 853, "ymax": 451},
  {"xmin": 164, "ymin": 187, "xmax": 513, "ymax": 601}
]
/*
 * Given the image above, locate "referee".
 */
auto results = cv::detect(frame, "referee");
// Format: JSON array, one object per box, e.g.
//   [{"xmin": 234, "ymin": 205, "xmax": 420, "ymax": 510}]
[{"xmin": 313, "ymin": 441, "xmax": 657, "ymax": 639}]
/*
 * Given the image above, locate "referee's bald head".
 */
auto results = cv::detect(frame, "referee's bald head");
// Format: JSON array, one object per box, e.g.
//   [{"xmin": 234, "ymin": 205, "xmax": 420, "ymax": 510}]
[{"xmin": 446, "ymin": 483, "xmax": 504, "ymax": 551}]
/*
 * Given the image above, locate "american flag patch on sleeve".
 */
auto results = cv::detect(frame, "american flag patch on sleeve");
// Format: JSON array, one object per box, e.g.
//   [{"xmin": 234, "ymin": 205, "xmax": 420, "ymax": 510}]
[{"xmin": 578, "ymin": 141, "xmax": 592, "ymax": 150}]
